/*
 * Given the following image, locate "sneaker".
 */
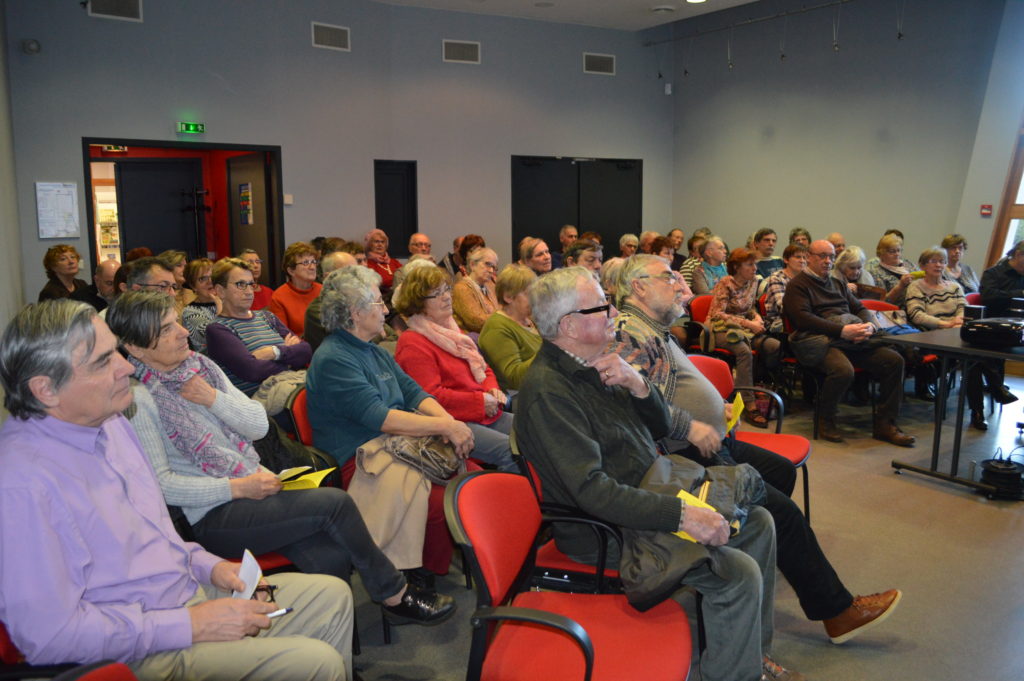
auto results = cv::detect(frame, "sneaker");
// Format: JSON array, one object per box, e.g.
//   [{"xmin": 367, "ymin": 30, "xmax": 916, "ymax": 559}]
[
  {"xmin": 824, "ymin": 588, "xmax": 902, "ymax": 644},
  {"xmin": 762, "ymin": 656, "xmax": 806, "ymax": 681}
]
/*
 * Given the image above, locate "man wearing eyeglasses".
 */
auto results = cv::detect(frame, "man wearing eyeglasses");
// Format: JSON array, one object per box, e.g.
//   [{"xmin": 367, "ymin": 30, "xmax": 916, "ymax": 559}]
[
  {"xmin": 98, "ymin": 257, "xmax": 179, "ymax": 320},
  {"xmin": 783, "ymin": 240, "xmax": 913, "ymax": 446},
  {"xmin": 515, "ymin": 267, "xmax": 803, "ymax": 681},
  {"xmin": 610, "ymin": 254, "xmax": 901, "ymax": 646}
]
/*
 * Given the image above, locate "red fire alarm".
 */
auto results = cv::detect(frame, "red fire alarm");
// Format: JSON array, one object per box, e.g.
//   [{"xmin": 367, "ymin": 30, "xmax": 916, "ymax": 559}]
[{"xmin": 980, "ymin": 204, "xmax": 993, "ymax": 217}]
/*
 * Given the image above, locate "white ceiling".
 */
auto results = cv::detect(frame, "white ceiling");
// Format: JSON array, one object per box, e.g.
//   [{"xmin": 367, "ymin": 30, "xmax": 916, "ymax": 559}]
[{"xmin": 370, "ymin": 0, "xmax": 760, "ymax": 32}]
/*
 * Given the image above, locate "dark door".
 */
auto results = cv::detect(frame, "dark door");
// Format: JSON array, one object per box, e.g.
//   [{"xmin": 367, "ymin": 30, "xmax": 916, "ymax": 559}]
[
  {"xmin": 228, "ymin": 152, "xmax": 281, "ymax": 287},
  {"xmin": 374, "ymin": 160, "xmax": 418, "ymax": 256},
  {"xmin": 115, "ymin": 159, "xmax": 207, "ymax": 258},
  {"xmin": 511, "ymin": 155, "xmax": 642, "ymax": 253}
]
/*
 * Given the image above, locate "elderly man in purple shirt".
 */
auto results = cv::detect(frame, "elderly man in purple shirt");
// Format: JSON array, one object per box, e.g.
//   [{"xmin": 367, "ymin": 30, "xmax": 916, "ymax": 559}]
[{"xmin": 0, "ymin": 300, "xmax": 354, "ymax": 680}]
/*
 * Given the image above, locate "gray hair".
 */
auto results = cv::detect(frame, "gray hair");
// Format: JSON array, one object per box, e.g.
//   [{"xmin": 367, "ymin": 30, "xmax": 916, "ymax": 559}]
[
  {"xmin": 106, "ymin": 290, "xmax": 175, "ymax": 349},
  {"xmin": 917, "ymin": 246, "xmax": 948, "ymax": 268},
  {"xmin": 617, "ymin": 254, "xmax": 664, "ymax": 304},
  {"xmin": 619, "ymin": 233, "xmax": 639, "ymax": 248},
  {"xmin": 0, "ymin": 300, "xmax": 98, "ymax": 419},
  {"xmin": 321, "ymin": 266, "xmax": 382, "ymax": 333},
  {"xmin": 530, "ymin": 266, "xmax": 591, "ymax": 341},
  {"xmin": 466, "ymin": 247, "xmax": 497, "ymax": 268},
  {"xmin": 834, "ymin": 245, "xmax": 866, "ymax": 273},
  {"xmin": 123, "ymin": 256, "xmax": 173, "ymax": 288},
  {"xmin": 321, "ymin": 250, "xmax": 357, "ymax": 275},
  {"xmin": 600, "ymin": 257, "xmax": 626, "ymax": 300},
  {"xmin": 698, "ymin": 236, "xmax": 725, "ymax": 258}
]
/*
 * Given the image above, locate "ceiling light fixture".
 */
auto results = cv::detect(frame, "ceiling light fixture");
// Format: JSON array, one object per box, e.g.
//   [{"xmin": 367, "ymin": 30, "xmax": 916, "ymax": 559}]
[
  {"xmin": 651, "ymin": 5, "xmax": 676, "ymax": 13},
  {"xmin": 686, "ymin": 0, "xmax": 707, "ymax": 4}
]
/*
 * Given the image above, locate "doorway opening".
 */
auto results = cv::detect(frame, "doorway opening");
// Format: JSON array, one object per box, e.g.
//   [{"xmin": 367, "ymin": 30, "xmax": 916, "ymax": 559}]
[
  {"xmin": 82, "ymin": 138, "xmax": 285, "ymax": 288},
  {"xmin": 374, "ymin": 160, "xmax": 418, "ymax": 257}
]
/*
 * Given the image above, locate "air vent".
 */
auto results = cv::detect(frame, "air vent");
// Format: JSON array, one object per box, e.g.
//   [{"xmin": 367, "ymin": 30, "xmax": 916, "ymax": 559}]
[
  {"xmin": 312, "ymin": 22, "xmax": 351, "ymax": 52},
  {"xmin": 583, "ymin": 52, "xmax": 616, "ymax": 76},
  {"xmin": 88, "ymin": 0, "xmax": 142, "ymax": 22},
  {"xmin": 443, "ymin": 40, "xmax": 481, "ymax": 64}
]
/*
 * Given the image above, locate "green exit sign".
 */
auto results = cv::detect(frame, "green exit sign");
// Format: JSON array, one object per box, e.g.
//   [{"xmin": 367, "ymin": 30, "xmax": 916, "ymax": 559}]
[{"xmin": 176, "ymin": 121, "xmax": 205, "ymax": 134}]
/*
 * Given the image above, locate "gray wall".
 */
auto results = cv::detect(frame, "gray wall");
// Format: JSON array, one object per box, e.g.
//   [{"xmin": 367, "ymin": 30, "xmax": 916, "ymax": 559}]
[
  {"xmin": 667, "ymin": 0, "xmax": 1016, "ymax": 270},
  {"xmin": 3, "ymin": 0, "xmax": 674, "ymax": 301},
  {"xmin": 0, "ymin": 0, "xmax": 23, "ymax": 324}
]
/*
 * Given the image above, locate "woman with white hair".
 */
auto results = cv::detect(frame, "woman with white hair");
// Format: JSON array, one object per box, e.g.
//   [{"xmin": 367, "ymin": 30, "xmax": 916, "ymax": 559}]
[
  {"xmin": 452, "ymin": 247, "xmax": 499, "ymax": 332},
  {"xmin": 831, "ymin": 245, "xmax": 876, "ymax": 295},
  {"xmin": 619, "ymin": 233, "xmax": 639, "ymax": 258}
]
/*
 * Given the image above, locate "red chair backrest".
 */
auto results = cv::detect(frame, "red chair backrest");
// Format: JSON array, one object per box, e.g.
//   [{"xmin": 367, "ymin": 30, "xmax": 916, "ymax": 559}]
[
  {"xmin": 58, "ymin": 663, "xmax": 139, "ymax": 681},
  {"xmin": 687, "ymin": 354, "xmax": 734, "ymax": 400},
  {"xmin": 757, "ymin": 292, "xmax": 768, "ymax": 317},
  {"xmin": 860, "ymin": 298, "xmax": 898, "ymax": 312},
  {"xmin": 0, "ymin": 622, "xmax": 23, "ymax": 664},
  {"xmin": 689, "ymin": 295, "xmax": 713, "ymax": 323},
  {"xmin": 291, "ymin": 387, "xmax": 314, "ymax": 446},
  {"xmin": 449, "ymin": 472, "xmax": 541, "ymax": 606},
  {"xmin": 965, "ymin": 292, "xmax": 982, "ymax": 305}
]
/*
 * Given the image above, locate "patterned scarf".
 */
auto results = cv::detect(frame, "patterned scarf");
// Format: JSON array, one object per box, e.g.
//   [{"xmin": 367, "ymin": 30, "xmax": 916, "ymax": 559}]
[
  {"xmin": 406, "ymin": 314, "xmax": 488, "ymax": 383},
  {"xmin": 127, "ymin": 351, "xmax": 260, "ymax": 478}
]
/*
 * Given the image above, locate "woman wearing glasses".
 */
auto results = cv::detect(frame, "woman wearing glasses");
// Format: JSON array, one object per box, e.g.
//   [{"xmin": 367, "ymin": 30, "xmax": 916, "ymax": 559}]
[
  {"xmin": 267, "ymin": 241, "xmax": 322, "ymax": 336},
  {"xmin": 393, "ymin": 266, "xmax": 516, "ymax": 473},
  {"xmin": 206, "ymin": 258, "xmax": 311, "ymax": 396},
  {"xmin": 181, "ymin": 257, "xmax": 221, "ymax": 353},
  {"xmin": 451, "ymin": 246, "xmax": 499, "ymax": 332}
]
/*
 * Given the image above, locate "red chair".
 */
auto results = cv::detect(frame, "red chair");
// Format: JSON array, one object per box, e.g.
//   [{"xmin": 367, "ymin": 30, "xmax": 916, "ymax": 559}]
[
  {"xmin": 965, "ymin": 292, "xmax": 982, "ymax": 306},
  {"xmin": 860, "ymin": 298, "xmax": 940, "ymax": 386},
  {"xmin": 53, "ymin": 662, "xmax": 138, "ymax": 680},
  {"xmin": 289, "ymin": 387, "xmax": 315, "ymax": 447},
  {"xmin": 689, "ymin": 354, "xmax": 813, "ymax": 522},
  {"xmin": 0, "ymin": 622, "xmax": 128, "ymax": 679},
  {"xmin": 445, "ymin": 471, "xmax": 692, "ymax": 681}
]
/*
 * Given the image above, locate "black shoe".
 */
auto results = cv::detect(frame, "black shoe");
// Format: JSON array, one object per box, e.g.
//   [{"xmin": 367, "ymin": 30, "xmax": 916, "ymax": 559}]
[
  {"xmin": 970, "ymin": 411, "xmax": 988, "ymax": 431},
  {"xmin": 402, "ymin": 567, "xmax": 436, "ymax": 590},
  {"xmin": 382, "ymin": 583, "xmax": 456, "ymax": 626},
  {"xmin": 991, "ymin": 386, "xmax": 1018, "ymax": 405},
  {"xmin": 915, "ymin": 382, "xmax": 936, "ymax": 402}
]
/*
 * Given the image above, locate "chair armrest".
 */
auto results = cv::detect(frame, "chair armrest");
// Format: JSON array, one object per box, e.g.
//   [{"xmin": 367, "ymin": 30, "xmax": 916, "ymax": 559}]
[
  {"xmin": 471, "ymin": 606, "xmax": 594, "ymax": 681},
  {"xmin": 539, "ymin": 514, "xmax": 623, "ymax": 586}
]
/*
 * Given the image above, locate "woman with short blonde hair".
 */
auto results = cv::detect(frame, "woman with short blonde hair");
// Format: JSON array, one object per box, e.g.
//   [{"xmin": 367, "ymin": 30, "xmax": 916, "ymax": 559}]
[{"xmin": 479, "ymin": 264, "xmax": 541, "ymax": 390}]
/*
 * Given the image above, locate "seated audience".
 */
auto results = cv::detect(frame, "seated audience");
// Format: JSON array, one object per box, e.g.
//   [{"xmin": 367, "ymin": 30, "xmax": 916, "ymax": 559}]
[
  {"xmin": 613, "ymin": 254, "xmax": 901, "ymax": 645},
  {"xmin": 87, "ymin": 258, "xmax": 121, "ymax": 311},
  {"xmin": 207, "ymin": 258, "xmax": 311, "ymax": 396},
  {"xmin": 37, "ymin": 244, "xmax": 100, "ymax": 308},
  {"xmin": 181, "ymin": 257, "xmax": 221, "ymax": 353},
  {"xmin": 638, "ymin": 230, "xmax": 660, "ymax": 254},
  {"xmin": 866, "ymin": 234, "xmax": 917, "ymax": 306},
  {"xmin": 363, "ymin": 228, "xmax": 402, "ymax": 293},
  {"xmin": 118, "ymin": 256, "xmax": 178, "ymax": 300},
  {"xmin": 599, "ymin": 257, "xmax": 626, "ymax": 302},
  {"xmin": 0, "ymin": 299, "xmax": 354, "ymax": 679},
  {"xmin": 680, "ymin": 232, "xmax": 708, "ymax": 287},
  {"xmin": 980, "ymin": 240, "xmax": 1024, "ymax": 316},
  {"xmin": 267, "ymin": 241, "xmax": 322, "ymax": 336},
  {"xmin": 764, "ymin": 243, "xmax": 809, "ymax": 333},
  {"xmin": 666, "ymin": 227, "xmax": 687, "ymax": 270},
  {"xmin": 579, "ymin": 230, "xmax": 602, "ymax": 243},
  {"xmin": 238, "ymin": 248, "xmax": 273, "ymax": 310},
  {"xmin": 551, "ymin": 224, "xmax": 578, "ymax": 269},
  {"xmin": 478, "ymin": 264, "xmax": 541, "ymax": 391},
  {"xmin": 306, "ymin": 266, "xmax": 476, "ymax": 578},
  {"xmin": 831, "ymin": 245, "xmax": 877, "ymax": 296},
  {"xmin": 783, "ymin": 240, "xmax": 914, "ymax": 446},
  {"xmin": 338, "ymin": 238, "xmax": 367, "ymax": 266},
  {"xmin": 439, "ymin": 236, "xmax": 463, "ymax": 279},
  {"xmin": 941, "ymin": 233, "xmax": 980, "ymax": 294},
  {"xmin": 394, "ymin": 267, "xmax": 515, "ymax": 472},
  {"xmin": 789, "ymin": 227, "xmax": 811, "ymax": 248},
  {"xmin": 124, "ymin": 246, "xmax": 153, "ymax": 261},
  {"xmin": 452, "ymin": 246, "xmax": 499, "ymax": 332},
  {"xmin": 825, "ymin": 232, "xmax": 846, "ymax": 258},
  {"xmin": 407, "ymin": 232, "xmax": 434, "ymax": 262},
  {"xmin": 618, "ymin": 233, "xmax": 639, "ymax": 258},
  {"xmin": 108, "ymin": 291, "xmax": 454, "ymax": 628},
  {"xmin": 905, "ymin": 247, "xmax": 1014, "ymax": 429},
  {"xmin": 305, "ymin": 250, "xmax": 359, "ymax": 352},
  {"xmin": 692, "ymin": 235, "xmax": 729, "ymax": 294},
  {"xmin": 518, "ymin": 236, "xmax": 552, "ymax": 276},
  {"xmin": 392, "ymin": 253, "xmax": 434, "ymax": 294},
  {"xmin": 514, "ymin": 266, "xmax": 802, "ymax": 681},
  {"xmin": 753, "ymin": 228, "xmax": 784, "ymax": 279},
  {"xmin": 708, "ymin": 248, "xmax": 781, "ymax": 427},
  {"xmin": 563, "ymin": 238, "xmax": 603, "ymax": 274},
  {"xmin": 158, "ymin": 249, "xmax": 194, "ymax": 311},
  {"xmin": 651, "ymin": 236, "xmax": 676, "ymax": 263}
]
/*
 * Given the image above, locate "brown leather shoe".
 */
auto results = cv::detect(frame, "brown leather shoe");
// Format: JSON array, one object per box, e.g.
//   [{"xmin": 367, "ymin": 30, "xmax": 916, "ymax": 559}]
[
  {"xmin": 817, "ymin": 417, "xmax": 844, "ymax": 443},
  {"xmin": 824, "ymin": 589, "xmax": 902, "ymax": 644},
  {"xmin": 873, "ymin": 422, "xmax": 915, "ymax": 447}
]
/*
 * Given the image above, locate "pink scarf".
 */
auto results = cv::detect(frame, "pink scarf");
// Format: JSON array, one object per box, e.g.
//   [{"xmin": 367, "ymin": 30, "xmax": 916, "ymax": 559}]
[{"xmin": 406, "ymin": 314, "xmax": 488, "ymax": 383}]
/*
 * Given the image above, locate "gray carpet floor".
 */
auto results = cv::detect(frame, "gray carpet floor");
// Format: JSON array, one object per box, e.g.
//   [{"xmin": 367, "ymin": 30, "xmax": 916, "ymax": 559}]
[{"xmin": 346, "ymin": 377, "xmax": 1024, "ymax": 681}]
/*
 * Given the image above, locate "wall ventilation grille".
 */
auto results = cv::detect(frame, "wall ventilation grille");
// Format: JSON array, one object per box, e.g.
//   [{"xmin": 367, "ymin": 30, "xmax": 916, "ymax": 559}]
[
  {"xmin": 88, "ymin": 0, "xmax": 143, "ymax": 22},
  {"xmin": 583, "ymin": 52, "xmax": 616, "ymax": 76},
  {"xmin": 443, "ymin": 40, "xmax": 481, "ymax": 64},
  {"xmin": 312, "ymin": 22, "xmax": 351, "ymax": 52}
]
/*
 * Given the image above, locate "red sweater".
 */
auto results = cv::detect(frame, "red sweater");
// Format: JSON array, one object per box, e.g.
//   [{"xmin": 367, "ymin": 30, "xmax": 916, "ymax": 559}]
[
  {"xmin": 251, "ymin": 284, "xmax": 274, "ymax": 311},
  {"xmin": 394, "ymin": 329, "xmax": 500, "ymax": 425},
  {"xmin": 267, "ymin": 281, "xmax": 322, "ymax": 336}
]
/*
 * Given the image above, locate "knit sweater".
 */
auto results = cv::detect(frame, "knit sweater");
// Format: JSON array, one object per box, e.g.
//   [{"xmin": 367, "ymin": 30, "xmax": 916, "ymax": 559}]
[
  {"xmin": 206, "ymin": 310, "xmax": 312, "ymax": 395},
  {"xmin": 267, "ymin": 281, "xmax": 322, "ymax": 336},
  {"xmin": 128, "ymin": 370, "xmax": 269, "ymax": 525},
  {"xmin": 182, "ymin": 301, "xmax": 217, "ymax": 353},
  {"xmin": 782, "ymin": 270, "xmax": 871, "ymax": 337},
  {"xmin": 478, "ymin": 312, "xmax": 542, "ymax": 390},
  {"xmin": 905, "ymin": 279, "xmax": 965, "ymax": 330},
  {"xmin": 452, "ymin": 278, "xmax": 498, "ymax": 332}
]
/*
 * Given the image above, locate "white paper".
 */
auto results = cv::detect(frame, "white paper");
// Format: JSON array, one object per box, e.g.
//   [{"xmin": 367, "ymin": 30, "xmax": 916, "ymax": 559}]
[
  {"xmin": 277, "ymin": 466, "xmax": 312, "ymax": 481},
  {"xmin": 232, "ymin": 549, "xmax": 263, "ymax": 599},
  {"xmin": 36, "ymin": 182, "xmax": 80, "ymax": 238}
]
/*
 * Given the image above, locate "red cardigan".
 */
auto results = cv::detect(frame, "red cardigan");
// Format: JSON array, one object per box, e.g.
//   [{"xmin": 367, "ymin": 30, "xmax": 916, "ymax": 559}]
[{"xmin": 394, "ymin": 329, "xmax": 501, "ymax": 425}]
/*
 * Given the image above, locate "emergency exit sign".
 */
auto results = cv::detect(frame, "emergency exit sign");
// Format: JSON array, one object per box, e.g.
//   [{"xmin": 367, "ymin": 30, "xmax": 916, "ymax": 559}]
[{"xmin": 176, "ymin": 121, "xmax": 205, "ymax": 134}]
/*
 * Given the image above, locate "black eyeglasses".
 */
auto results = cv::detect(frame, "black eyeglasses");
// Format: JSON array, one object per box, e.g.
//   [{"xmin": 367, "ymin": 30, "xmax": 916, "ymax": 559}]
[
  {"xmin": 561, "ymin": 303, "xmax": 611, "ymax": 320},
  {"xmin": 231, "ymin": 281, "xmax": 258, "ymax": 290},
  {"xmin": 137, "ymin": 281, "xmax": 181, "ymax": 292},
  {"xmin": 252, "ymin": 584, "xmax": 277, "ymax": 602}
]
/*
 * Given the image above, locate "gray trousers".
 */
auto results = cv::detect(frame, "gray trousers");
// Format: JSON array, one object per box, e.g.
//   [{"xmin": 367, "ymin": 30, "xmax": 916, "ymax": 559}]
[
  {"xmin": 129, "ymin": 573, "xmax": 354, "ymax": 681},
  {"xmin": 675, "ymin": 505, "xmax": 777, "ymax": 681}
]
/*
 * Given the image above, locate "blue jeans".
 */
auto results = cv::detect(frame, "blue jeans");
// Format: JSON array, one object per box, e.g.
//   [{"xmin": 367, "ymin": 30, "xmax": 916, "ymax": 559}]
[{"xmin": 468, "ymin": 411, "xmax": 517, "ymax": 472}]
